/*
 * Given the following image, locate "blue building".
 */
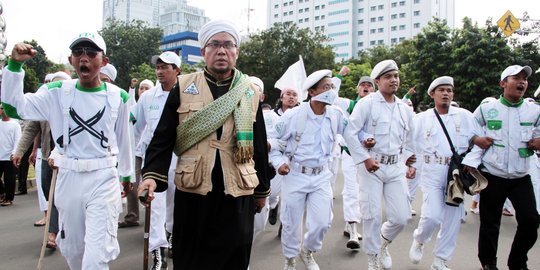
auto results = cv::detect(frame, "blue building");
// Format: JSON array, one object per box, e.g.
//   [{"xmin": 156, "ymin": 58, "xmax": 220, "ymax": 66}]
[{"xmin": 160, "ymin": 31, "xmax": 203, "ymax": 65}]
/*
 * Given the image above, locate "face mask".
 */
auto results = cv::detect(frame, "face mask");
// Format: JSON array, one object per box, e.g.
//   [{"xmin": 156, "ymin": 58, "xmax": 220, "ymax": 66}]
[{"xmin": 312, "ymin": 90, "xmax": 337, "ymax": 105}]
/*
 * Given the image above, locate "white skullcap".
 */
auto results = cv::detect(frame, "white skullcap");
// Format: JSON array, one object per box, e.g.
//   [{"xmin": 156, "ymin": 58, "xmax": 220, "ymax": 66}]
[
  {"xmin": 100, "ymin": 63, "xmax": 117, "ymax": 82},
  {"xmin": 450, "ymin": 101, "xmax": 459, "ymax": 107},
  {"xmin": 151, "ymin": 51, "xmax": 181, "ymax": 67},
  {"xmin": 480, "ymin": 97, "xmax": 498, "ymax": 104},
  {"xmin": 44, "ymin": 73, "xmax": 54, "ymax": 82},
  {"xmin": 139, "ymin": 79, "xmax": 155, "ymax": 88},
  {"xmin": 428, "ymin": 76, "xmax": 454, "ymax": 94},
  {"xmin": 500, "ymin": 65, "xmax": 532, "ymax": 81},
  {"xmin": 69, "ymin": 31, "xmax": 107, "ymax": 54},
  {"xmin": 371, "ymin": 60, "xmax": 398, "ymax": 80},
  {"xmin": 52, "ymin": 71, "xmax": 71, "ymax": 81},
  {"xmin": 198, "ymin": 19, "xmax": 241, "ymax": 47},
  {"xmin": 249, "ymin": 76, "xmax": 264, "ymax": 92},
  {"xmin": 302, "ymin": 70, "xmax": 332, "ymax": 93},
  {"xmin": 357, "ymin": 76, "xmax": 374, "ymax": 86}
]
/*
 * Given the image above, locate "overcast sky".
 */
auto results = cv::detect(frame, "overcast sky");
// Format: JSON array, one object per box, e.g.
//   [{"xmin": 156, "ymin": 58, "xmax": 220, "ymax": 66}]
[{"xmin": 2, "ymin": 0, "xmax": 538, "ymax": 64}]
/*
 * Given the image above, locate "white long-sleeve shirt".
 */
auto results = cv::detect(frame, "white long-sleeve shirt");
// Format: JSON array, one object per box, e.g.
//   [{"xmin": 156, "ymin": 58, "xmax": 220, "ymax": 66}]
[
  {"xmin": 0, "ymin": 120, "xmax": 22, "ymax": 161},
  {"xmin": 1, "ymin": 63, "xmax": 133, "ymax": 181},
  {"xmin": 344, "ymin": 91, "xmax": 415, "ymax": 165}
]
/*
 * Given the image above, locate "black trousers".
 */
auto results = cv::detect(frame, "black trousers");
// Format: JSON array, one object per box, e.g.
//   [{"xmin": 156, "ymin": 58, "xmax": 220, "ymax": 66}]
[
  {"xmin": 0, "ymin": 160, "xmax": 17, "ymax": 201},
  {"xmin": 172, "ymin": 189, "xmax": 255, "ymax": 270},
  {"xmin": 17, "ymin": 145, "xmax": 32, "ymax": 193},
  {"xmin": 478, "ymin": 172, "xmax": 540, "ymax": 269}
]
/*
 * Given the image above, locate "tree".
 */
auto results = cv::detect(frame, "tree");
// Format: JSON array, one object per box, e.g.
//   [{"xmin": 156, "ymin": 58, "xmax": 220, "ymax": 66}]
[
  {"xmin": 101, "ymin": 19, "xmax": 163, "ymax": 90},
  {"xmin": 23, "ymin": 40, "xmax": 52, "ymax": 92},
  {"xmin": 236, "ymin": 23, "xmax": 335, "ymax": 105}
]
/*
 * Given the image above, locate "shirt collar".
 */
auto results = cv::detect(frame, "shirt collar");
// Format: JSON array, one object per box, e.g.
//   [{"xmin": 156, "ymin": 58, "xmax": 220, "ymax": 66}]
[{"xmin": 499, "ymin": 95, "xmax": 523, "ymax": 107}]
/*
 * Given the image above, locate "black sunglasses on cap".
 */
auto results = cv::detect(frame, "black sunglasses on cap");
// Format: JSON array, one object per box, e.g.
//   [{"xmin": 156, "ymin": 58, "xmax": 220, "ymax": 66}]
[{"xmin": 71, "ymin": 47, "xmax": 100, "ymax": 58}]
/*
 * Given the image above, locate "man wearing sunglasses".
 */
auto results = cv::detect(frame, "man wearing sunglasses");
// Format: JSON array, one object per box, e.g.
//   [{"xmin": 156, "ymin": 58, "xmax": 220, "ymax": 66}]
[
  {"xmin": 138, "ymin": 19, "xmax": 270, "ymax": 270},
  {"xmin": 1, "ymin": 32, "xmax": 133, "ymax": 269}
]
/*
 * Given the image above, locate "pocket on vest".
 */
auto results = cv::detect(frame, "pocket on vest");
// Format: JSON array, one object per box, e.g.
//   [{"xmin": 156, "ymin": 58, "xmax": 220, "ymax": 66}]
[
  {"xmin": 175, "ymin": 155, "xmax": 203, "ymax": 189},
  {"xmin": 236, "ymin": 162, "xmax": 259, "ymax": 190}
]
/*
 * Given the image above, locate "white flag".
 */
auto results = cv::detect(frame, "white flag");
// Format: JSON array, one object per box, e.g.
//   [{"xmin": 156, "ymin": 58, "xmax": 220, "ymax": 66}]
[{"xmin": 274, "ymin": 55, "xmax": 307, "ymax": 101}]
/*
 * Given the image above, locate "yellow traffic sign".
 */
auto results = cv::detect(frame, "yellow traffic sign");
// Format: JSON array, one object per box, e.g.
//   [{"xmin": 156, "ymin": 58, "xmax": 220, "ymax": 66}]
[{"xmin": 497, "ymin": 10, "xmax": 520, "ymax": 36}]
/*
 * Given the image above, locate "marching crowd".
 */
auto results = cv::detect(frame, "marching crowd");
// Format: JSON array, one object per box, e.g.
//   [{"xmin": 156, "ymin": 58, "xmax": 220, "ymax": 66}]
[{"xmin": 0, "ymin": 18, "xmax": 539, "ymax": 270}]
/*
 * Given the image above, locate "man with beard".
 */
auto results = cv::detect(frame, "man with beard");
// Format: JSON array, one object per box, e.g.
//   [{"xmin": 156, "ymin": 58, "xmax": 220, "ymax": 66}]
[
  {"xmin": 1, "ymin": 32, "xmax": 133, "ymax": 269},
  {"xmin": 463, "ymin": 65, "xmax": 540, "ymax": 270},
  {"xmin": 137, "ymin": 20, "xmax": 270, "ymax": 270},
  {"xmin": 344, "ymin": 59, "xmax": 416, "ymax": 270}
]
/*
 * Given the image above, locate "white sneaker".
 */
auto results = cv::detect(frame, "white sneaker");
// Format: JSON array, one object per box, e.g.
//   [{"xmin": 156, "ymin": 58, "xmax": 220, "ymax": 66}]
[
  {"xmin": 431, "ymin": 257, "xmax": 451, "ymax": 270},
  {"xmin": 470, "ymin": 207, "xmax": 479, "ymax": 214},
  {"xmin": 300, "ymin": 249, "xmax": 320, "ymax": 270},
  {"xmin": 379, "ymin": 237, "xmax": 392, "ymax": 269},
  {"xmin": 367, "ymin": 254, "xmax": 380, "ymax": 270},
  {"xmin": 283, "ymin": 257, "xmax": 296, "ymax": 270},
  {"xmin": 346, "ymin": 223, "xmax": 361, "ymax": 249},
  {"xmin": 409, "ymin": 239, "xmax": 424, "ymax": 264},
  {"xmin": 344, "ymin": 222, "xmax": 362, "ymax": 240}
]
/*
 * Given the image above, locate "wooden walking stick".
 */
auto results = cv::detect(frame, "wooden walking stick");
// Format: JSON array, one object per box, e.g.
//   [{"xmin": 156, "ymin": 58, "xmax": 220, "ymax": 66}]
[
  {"xmin": 37, "ymin": 168, "xmax": 58, "ymax": 270},
  {"xmin": 139, "ymin": 190, "xmax": 150, "ymax": 270}
]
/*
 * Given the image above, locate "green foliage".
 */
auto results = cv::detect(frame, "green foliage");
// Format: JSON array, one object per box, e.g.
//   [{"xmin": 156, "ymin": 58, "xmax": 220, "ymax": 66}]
[
  {"xmin": 332, "ymin": 62, "xmax": 372, "ymax": 100},
  {"xmin": 22, "ymin": 40, "xmax": 52, "ymax": 92},
  {"xmin": 101, "ymin": 19, "xmax": 163, "ymax": 90},
  {"xmin": 129, "ymin": 63, "xmax": 156, "ymax": 85},
  {"xmin": 236, "ymin": 23, "xmax": 335, "ymax": 105}
]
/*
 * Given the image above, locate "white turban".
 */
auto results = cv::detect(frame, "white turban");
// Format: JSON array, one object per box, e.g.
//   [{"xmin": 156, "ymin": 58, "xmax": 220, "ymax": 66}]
[
  {"xmin": 139, "ymin": 79, "xmax": 155, "ymax": 88},
  {"xmin": 249, "ymin": 76, "xmax": 264, "ymax": 92},
  {"xmin": 100, "ymin": 63, "xmax": 117, "ymax": 82},
  {"xmin": 198, "ymin": 19, "xmax": 241, "ymax": 47},
  {"xmin": 52, "ymin": 71, "xmax": 71, "ymax": 81}
]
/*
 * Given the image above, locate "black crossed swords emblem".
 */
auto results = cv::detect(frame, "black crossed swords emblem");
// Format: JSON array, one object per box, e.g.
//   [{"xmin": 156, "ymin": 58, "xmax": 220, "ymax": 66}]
[{"xmin": 56, "ymin": 107, "xmax": 109, "ymax": 148}]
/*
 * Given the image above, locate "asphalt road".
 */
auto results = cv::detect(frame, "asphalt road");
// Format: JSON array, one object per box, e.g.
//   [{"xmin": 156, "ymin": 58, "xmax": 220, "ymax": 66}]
[{"xmin": 1, "ymin": 169, "xmax": 539, "ymax": 270}]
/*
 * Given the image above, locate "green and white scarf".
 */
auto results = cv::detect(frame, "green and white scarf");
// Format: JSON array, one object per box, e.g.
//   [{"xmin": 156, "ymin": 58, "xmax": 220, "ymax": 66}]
[{"xmin": 174, "ymin": 69, "xmax": 255, "ymax": 163}]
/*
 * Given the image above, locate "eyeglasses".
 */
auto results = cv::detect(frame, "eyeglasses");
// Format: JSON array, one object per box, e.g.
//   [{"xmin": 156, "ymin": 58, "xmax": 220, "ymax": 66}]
[
  {"xmin": 71, "ymin": 47, "xmax": 100, "ymax": 58},
  {"xmin": 205, "ymin": 41, "xmax": 237, "ymax": 50}
]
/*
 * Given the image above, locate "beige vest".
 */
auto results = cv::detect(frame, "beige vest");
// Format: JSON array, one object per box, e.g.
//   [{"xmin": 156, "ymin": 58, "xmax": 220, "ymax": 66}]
[{"xmin": 175, "ymin": 72, "xmax": 260, "ymax": 197}]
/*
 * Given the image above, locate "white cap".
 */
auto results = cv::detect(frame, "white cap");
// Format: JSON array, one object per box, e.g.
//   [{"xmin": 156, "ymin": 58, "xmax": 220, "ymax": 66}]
[
  {"xmin": 500, "ymin": 65, "xmax": 532, "ymax": 81},
  {"xmin": 152, "ymin": 51, "xmax": 181, "ymax": 67},
  {"xmin": 371, "ymin": 60, "xmax": 398, "ymax": 80},
  {"xmin": 51, "ymin": 71, "xmax": 71, "ymax": 81},
  {"xmin": 69, "ymin": 31, "xmax": 107, "ymax": 54},
  {"xmin": 100, "ymin": 63, "xmax": 117, "ymax": 82},
  {"xmin": 302, "ymin": 70, "xmax": 332, "ymax": 93},
  {"xmin": 44, "ymin": 73, "xmax": 54, "ymax": 82},
  {"xmin": 198, "ymin": 19, "xmax": 241, "ymax": 47},
  {"xmin": 428, "ymin": 76, "xmax": 454, "ymax": 94},
  {"xmin": 450, "ymin": 101, "xmax": 459, "ymax": 107},
  {"xmin": 139, "ymin": 79, "xmax": 155, "ymax": 88},
  {"xmin": 249, "ymin": 76, "xmax": 264, "ymax": 92}
]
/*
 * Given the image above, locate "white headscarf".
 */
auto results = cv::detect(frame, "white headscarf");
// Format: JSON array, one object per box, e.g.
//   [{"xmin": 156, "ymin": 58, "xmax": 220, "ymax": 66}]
[{"xmin": 198, "ymin": 19, "xmax": 241, "ymax": 47}]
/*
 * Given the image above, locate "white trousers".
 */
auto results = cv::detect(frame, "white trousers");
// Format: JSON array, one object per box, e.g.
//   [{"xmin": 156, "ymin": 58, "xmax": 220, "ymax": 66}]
[
  {"xmin": 268, "ymin": 174, "xmax": 283, "ymax": 210},
  {"xmin": 55, "ymin": 167, "xmax": 122, "ymax": 270},
  {"xmin": 253, "ymin": 197, "xmax": 270, "ymax": 240},
  {"xmin": 149, "ymin": 191, "xmax": 168, "ymax": 252},
  {"xmin": 413, "ymin": 163, "xmax": 463, "ymax": 261},
  {"xmin": 35, "ymin": 149, "xmax": 48, "ymax": 212},
  {"xmin": 358, "ymin": 162, "xmax": 411, "ymax": 255},
  {"xmin": 165, "ymin": 155, "xmax": 178, "ymax": 234},
  {"xmin": 280, "ymin": 168, "xmax": 333, "ymax": 258},
  {"xmin": 341, "ymin": 153, "xmax": 361, "ymax": 223},
  {"xmin": 529, "ymin": 157, "xmax": 540, "ymax": 211}
]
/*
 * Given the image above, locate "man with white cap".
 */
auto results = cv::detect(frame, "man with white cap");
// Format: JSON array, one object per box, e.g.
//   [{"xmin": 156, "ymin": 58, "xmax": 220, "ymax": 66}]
[
  {"xmin": 137, "ymin": 19, "xmax": 270, "ymax": 270},
  {"xmin": 131, "ymin": 50, "xmax": 181, "ymax": 268},
  {"xmin": 344, "ymin": 59, "xmax": 416, "ymax": 270},
  {"xmin": 408, "ymin": 76, "xmax": 482, "ymax": 270},
  {"xmin": 462, "ymin": 65, "xmax": 540, "ymax": 270},
  {"xmin": 333, "ymin": 75, "xmax": 376, "ymax": 249},
  {"xmin": 100, "ymin": 63, "xmax": 117, "ymax": 84},
  {"xmin": 1, "ymin": 31, "xmax": 133, "ymax": 269},
  {"xmin": 269, "ymin": 69, "xmax": 347, "ymax": 270}
]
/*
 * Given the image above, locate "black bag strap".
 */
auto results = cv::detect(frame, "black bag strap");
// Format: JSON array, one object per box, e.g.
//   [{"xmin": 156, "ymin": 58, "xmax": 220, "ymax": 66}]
[{"xmin": 433, "ymin": 109, "xmax": 458, "ymax": 156}]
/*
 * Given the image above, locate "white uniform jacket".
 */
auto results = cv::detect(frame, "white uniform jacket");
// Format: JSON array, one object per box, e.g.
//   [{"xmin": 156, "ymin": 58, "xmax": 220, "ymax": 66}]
[
  {"xmin": 269, "ymin": 102, "xmax": 347, "ymax": 170},
  {"xmin": 344, "ymin": 91, "xmax": 415, "ymax": 165},
  {"xmin": 463, "ymin": 98, "xmax": 540, "ymax": 179},
  {"xmin": 133, "ymin": 85, "xmax": 170, "ymax": 158},
  {"xmin": 1, "ymin": 65, "xmax": 133, "ymax": 181},
  {"xmin": 413, "ymin": 107, "xmax": 482, "ymax": 185}
]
